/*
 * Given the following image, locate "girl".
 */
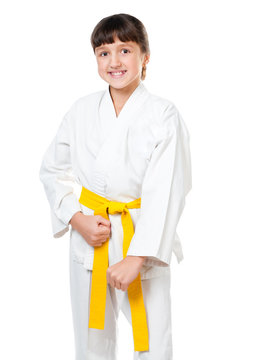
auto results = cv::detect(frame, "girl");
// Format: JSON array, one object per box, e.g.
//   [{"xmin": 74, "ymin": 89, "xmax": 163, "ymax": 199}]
[{"xmin": 39, "ymin": 13, "xmax": 192, "ymax": 360}]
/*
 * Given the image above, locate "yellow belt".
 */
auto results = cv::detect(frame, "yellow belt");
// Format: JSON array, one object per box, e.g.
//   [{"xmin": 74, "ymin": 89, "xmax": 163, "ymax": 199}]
[{"xmin": 79, "ymin": 186, "xmax": 149, "ymax": 351}]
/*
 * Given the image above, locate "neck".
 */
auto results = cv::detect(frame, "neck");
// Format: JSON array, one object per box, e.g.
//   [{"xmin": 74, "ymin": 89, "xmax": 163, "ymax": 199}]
[{"xmin": 109, "ymin": 80, "xmax": 141, "ymax": 110}]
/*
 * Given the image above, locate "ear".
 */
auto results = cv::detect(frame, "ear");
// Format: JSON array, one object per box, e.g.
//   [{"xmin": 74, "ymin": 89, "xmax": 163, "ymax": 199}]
[
  {"xmin": 143, "ymin": 54, "xmax": 150, "ymax": 66},
  {"xmin": 142, "ymin": 54, "xmax": 150, "ymax": 66}
]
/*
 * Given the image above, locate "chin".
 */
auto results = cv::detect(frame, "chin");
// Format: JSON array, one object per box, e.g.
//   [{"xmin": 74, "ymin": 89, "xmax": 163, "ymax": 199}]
[{"xmin": 108, "ymin": 82, "xmax": 130, "ymax": 90}]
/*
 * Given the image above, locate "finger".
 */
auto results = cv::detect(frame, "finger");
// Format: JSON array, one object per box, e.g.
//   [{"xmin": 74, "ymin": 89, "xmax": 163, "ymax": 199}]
[
  {"xmin": 121, "ymin": 283, "xmax": 128, "ymax": 292},
  {"xmin": 97, "ymin": 226, "xmax": 111, "ymax": 236},
  {"xmin": 115, "ymin": 281, "xmax": 121, "ymax": 290},
  {"xmin": 98, "ymin": 234, "xmax": 110, "ymax": 243},
  {"xmin": 106, "ymin": 269, "xmax": 113, "ymax": 287},
  {"xmin": 107, "ymin": 272, "xmax": 116, "ymax": 289},
  {"xmin": 93, "ymin": 242, "xmax": 103, "ymax": 247},
  {"xmin": 97, "ymin": 234, "xmax": 109, "ymax": 242},
  {"xmin": 110, "ymin": 279, "xmax": 116, "ymax": 289},
  {"xmin": 96, "ymin": 215, "xmax": 111, "ymax": 227}
]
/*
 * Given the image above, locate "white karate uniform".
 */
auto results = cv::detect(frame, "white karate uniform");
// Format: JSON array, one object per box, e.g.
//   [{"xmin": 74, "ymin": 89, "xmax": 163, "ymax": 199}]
[
  {"xmin": 69, "ymin": 245, "xmax": 173, "ymax": 360},
  {"xmin": 39, "ymin": 81, "xmax": 192, "ymax": 359}
]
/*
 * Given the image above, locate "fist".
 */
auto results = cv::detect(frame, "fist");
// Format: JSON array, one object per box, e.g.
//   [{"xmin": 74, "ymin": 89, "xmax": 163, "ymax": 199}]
[
  {"xmin": 70, "ymin": 212, "xmax": 111, "ymax": 247},
  {"xmin": 107, "ymin": 256, "xmax": 145, "ymax": 291}
]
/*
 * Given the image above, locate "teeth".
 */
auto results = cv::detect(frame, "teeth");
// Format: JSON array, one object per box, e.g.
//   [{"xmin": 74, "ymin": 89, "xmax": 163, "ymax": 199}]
[{"xmin": 111, "ymin": 71, "xmax": 125, "ymax": 75}]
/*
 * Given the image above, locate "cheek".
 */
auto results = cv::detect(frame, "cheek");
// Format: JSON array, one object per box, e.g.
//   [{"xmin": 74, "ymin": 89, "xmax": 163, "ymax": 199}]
[
  {"xmin": 97, "ymin": 60, "xmax": 107, "ymax": 73},
  {"xmin": 130, "ymin": 62, "xmax": 142, "ymax": 74},
  {"xmin": 128, "ymin": 58, "xmax": 142, "ymax": 71}
]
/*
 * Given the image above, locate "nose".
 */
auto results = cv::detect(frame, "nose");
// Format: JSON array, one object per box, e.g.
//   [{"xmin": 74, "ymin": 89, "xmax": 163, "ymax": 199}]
[{"xmin": 110, "ymin": 52, "xmax": 122, "ymax": 68}]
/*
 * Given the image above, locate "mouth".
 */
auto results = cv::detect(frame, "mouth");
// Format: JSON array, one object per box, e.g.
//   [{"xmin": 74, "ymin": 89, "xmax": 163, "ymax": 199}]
[{"xmin": 108, "ymin": 70, "xmax": 127, "ymax": 78}]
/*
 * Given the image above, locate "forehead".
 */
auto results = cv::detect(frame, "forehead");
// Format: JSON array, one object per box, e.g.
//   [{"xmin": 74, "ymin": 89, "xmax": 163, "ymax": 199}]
[{"xmin": 95, "ymin": 39, "xmax": 137, "ymax": 51}]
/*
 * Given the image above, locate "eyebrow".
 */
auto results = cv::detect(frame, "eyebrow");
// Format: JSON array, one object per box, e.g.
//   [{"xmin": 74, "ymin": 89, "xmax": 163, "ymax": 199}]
[{"xmin": 96, "ymin": 43, "xmax": 134, "ymax": 51}]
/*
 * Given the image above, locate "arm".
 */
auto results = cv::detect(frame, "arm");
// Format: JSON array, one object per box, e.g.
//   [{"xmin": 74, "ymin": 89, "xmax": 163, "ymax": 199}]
[
  {"xmin": 39, "ymin": 109, "xmax": 82, "ymax": 238},
  {"xmin": 126, "ymin": 105, "xmax": 192, "ymax": 266}
]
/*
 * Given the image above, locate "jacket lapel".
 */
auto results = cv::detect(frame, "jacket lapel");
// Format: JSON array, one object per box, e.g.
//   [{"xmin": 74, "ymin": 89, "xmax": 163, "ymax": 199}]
[{"xmin": 95, "ymin": 82, "xmax": 149, "ymax": 172}]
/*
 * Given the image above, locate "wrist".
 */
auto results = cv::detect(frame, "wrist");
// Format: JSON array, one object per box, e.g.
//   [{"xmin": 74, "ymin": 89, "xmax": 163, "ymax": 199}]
[
  {"xmin": 127, "ymin": 255, "xmax": 146, "ymax": 264},
  {"xmin": 69, "ymin": 211, "xmax": 83, "ymax": 229},
  {"xmin": 138, "ymin": 256, "xmax": 146, "ymax": 264}
]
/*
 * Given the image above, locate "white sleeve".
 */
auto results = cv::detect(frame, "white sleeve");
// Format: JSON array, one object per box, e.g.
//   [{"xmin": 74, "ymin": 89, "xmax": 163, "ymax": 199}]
[
  {"xmin": 39, "ymin": 110, "xmax": 82, "ymax": 238},
  {"xmin": 126, "ymin": 105, "xmax": 192, "ymax": 266}
]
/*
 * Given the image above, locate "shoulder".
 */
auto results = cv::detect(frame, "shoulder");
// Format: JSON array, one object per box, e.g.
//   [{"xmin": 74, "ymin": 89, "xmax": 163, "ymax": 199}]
[
  {"xmin": 61, "ymin": 90, "xmax": 105, "ymax": 129},
  {"xmin": 144, "ymin": 89, "xmax": 179, "ymax": 120},
  {"xmin": 60, "ymin": 90, "xmax": 105, "ymax": 130},
  {"xmin": 145, "ymin": 90, "xmax": 186, "ymax": 136},
  {"xmin": 67, "ymin": 89, "xmax": 105, "ymax": 115}
]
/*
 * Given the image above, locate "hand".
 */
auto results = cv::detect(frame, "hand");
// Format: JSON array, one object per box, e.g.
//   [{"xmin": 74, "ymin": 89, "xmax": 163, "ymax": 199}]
[
  {"xmin": 107, "ymin": 256, "xmax": 145, "ymax": 292},
  {"xmin": 69, "ymin": 211, "xmax": 111, "ymax": 247}
]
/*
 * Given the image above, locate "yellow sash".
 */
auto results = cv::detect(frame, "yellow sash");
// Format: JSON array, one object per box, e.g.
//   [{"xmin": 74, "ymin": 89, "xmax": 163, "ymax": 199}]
[{"xmin": 78, "ymin": 186, "xmax": 149, "ymax": 351}]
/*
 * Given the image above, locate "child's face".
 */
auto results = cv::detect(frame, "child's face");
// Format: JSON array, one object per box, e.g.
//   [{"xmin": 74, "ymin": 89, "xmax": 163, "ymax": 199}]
[{"xmin": 94, "ymin": 36, "xmax": 149, "ymax": 91}]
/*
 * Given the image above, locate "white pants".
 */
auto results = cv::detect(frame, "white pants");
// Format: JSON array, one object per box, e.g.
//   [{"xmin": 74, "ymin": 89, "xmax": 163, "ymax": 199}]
[{"xmin": 69, "ymin": 249, "xmax": 173, "ymax": 360}]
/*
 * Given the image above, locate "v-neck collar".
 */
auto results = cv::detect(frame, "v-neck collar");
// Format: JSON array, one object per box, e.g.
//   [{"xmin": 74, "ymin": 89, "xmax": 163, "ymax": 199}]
[{"xmin": 105, "ymin": 81, "xmax": 146, "ymax": 120}]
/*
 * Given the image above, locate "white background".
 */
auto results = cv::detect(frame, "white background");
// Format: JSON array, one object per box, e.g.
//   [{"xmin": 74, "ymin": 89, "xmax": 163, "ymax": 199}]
[{"xmin": 1, "ymin": 0, "xmax": 260, "ymax": 359}]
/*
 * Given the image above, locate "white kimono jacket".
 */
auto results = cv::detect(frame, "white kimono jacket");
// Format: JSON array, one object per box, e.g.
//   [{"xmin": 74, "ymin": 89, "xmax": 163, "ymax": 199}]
[{"xmin": 39, "ymin": 81, "xmax": 192, "ymax": 280}]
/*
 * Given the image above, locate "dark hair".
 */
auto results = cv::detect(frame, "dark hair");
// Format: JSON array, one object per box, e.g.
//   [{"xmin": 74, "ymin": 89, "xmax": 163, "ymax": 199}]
[{"xmin": 90, "ymin": 13, "xmax": 150, "ymax": 80}]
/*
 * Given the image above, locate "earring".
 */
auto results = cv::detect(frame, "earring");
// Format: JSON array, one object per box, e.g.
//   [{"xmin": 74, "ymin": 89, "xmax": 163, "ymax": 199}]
[{"xmin": 141, "ymin": 65, "xmax": 147, "ymax": 80}]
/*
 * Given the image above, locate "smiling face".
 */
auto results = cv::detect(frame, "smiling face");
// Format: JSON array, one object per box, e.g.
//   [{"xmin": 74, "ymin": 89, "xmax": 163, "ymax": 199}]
[{"xmin": 94, "ymin": 36, "xmax": 150, "ymax": 92}]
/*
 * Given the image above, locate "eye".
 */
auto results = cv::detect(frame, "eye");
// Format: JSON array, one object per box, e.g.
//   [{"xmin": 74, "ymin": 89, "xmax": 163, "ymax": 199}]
[
  {"xmin": 121, "ymin": 49, "xmax": 130, "ymax": 54},
  {"xmin": 100, "ymin": 52, "xmax": 108, "ymax": 57}
]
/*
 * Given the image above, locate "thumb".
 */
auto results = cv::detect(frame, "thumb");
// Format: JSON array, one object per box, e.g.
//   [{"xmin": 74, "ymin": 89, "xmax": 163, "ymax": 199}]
[{"xmin": 96, "ymin": 215, "xmax": 111, "ymax": 227}]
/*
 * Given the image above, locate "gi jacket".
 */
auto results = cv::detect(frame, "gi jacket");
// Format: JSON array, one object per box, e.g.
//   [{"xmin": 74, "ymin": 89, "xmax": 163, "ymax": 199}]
[{"xmin": 39, "ymin": 81, "xmax": 192, "ymax": 280}]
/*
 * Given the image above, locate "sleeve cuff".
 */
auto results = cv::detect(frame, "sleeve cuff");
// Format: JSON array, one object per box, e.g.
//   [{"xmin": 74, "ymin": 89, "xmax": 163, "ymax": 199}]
[
  {"xmin": 50, "ymin": 193, "xmax": 82, "ymax": 238},
  {"xmin": 126, "ymin": 250, "xmax": 171, "ymax": 267},
  {"xmin": 50, "ymin": 210, "xmax": 69, "ymax": 238},
  {"xmin": 54, "ymin": 193, "xmax": 82, "ymax": 226}
]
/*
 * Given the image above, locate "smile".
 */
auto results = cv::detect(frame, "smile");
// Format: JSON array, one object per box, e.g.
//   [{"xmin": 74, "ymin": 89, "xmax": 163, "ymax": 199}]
[{"xmin": 108, "ymin": 70, "xmax": 127, "ymax": 78}]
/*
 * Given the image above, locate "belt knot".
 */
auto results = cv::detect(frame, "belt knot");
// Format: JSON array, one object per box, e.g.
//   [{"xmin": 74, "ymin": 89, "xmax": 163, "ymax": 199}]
[{"xmin": 107, "ymin": 200, "xmax": 128, "ymax": 215}]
